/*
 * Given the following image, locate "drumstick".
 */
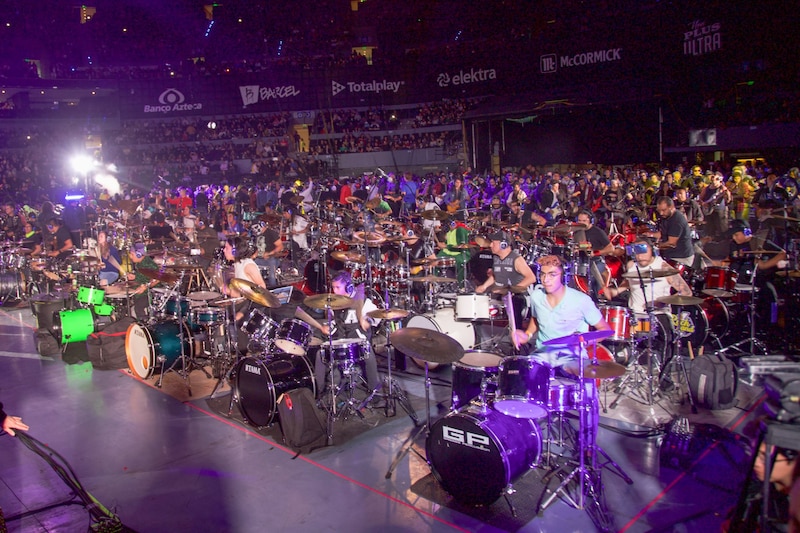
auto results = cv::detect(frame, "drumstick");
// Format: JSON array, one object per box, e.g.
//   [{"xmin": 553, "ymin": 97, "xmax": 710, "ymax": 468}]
[{"xmin": 295, "ymin": 306, "xmax": 325, "ymax": 331}]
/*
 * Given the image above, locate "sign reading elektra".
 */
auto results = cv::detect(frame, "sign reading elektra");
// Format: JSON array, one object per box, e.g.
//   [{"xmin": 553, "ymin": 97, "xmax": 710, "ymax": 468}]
[
  {"xmin": 144, "ymin": 88, "xmax": 203, "ymax": 114},
  {"xmin": 331, "ymin": 79, "xmax": 403, "ymax": 97},
  {"xmin": 540, "ymin": 48, "xmax": 622, "ymax": 74},
  {"xmin": 436, "ymin": 67, "xmax": 497, "ymax": 87}
]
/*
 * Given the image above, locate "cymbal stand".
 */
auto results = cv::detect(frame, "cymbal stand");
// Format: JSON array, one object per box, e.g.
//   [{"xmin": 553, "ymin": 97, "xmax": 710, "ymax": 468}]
[
  {"xmin": 717, "ymin": 267, "xmax": 768, "ymax": 356},
  {"xmin": 359, "ymin": 317, "xmax": 419, "ymax": 425},
  {"xmin": 386, "ymin": 359, "xmax": 432, "ymax": 479},
  {"xmin": 667, "ymin": 311, "xmax": 698, "ymax": 414}
]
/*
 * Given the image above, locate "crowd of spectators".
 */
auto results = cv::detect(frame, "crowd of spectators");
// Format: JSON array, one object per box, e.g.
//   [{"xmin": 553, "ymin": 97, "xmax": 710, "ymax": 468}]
[{"xmin": 309, "ymin": 131, "xmax": 457, "ymax": 155}]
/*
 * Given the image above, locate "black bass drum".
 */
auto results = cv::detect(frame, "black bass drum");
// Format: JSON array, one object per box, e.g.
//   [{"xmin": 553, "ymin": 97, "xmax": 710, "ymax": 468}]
[
  {"xmin": 426, "ymin": 404, "xmax": 541, "ymax": 506},
  {"xmin": 234, "ymin": 356, "xmax": 315, "ymax": 427}
]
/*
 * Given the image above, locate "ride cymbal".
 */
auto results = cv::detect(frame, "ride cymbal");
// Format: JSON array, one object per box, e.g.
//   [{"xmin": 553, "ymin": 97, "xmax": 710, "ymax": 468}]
[
  {"xmin": 330, "ymin": 250, "xmax": 366, "ymax": 263},
  {"xmin": 656, "ymin": 294, "xmax": 704, "ymax": 306},
  {"xmin": 137, "ymin": 268, "xmax": 179, "ymax": 284},
  {"xmin": 366, "ymin": 308, "xmax": 410, "ymax": 321},
  {"xmin": 389, "ymin": 327, "xmax": 465, "ymax": 364},
  {"xmin": 304, "ymin": 293, "xmax": 354, "ymax": 310},
  {"xmin": 351, "ymin": 231, "xmax": 386, "ymax": 244}
]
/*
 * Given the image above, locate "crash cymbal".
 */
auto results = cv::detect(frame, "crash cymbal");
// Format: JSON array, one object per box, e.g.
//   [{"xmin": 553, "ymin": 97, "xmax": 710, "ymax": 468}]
[
  {"xmin": 389, "ymin": 327, "xmax": 465, "ymax": 364},
  {"xmin": 656, "ymin": 294, "xmax": 705, "ymax": 306},
  {"xmin": 543, "ymin": 329, "xmax": 614, "ymax": 346},
  {"xmin": 412, "ymin": 275, "xmax": 458, "ymax": 283},
  {"xmin": 210, "ymin": 297, "xmax": 246, "ymax": 307},
  {"xmin": 115, "ymin": 199, "xmax": 139, "ymax": 215},
  {"xmin": 330, "ymin": 250, "xmax": 366, "ymax": 263},
  {"xmin": 304, "ymin": 293, "xmax": 354, "ymax": 310},
  {"xmin": 259, "ymin": 212, "xmax": 281, "ymax": 223},
  {"xmin": 351, "ymin": 231, "xmax": 386, "ymax": 244},
  {"xmin": 564, "ymin": 360, "xmax": 626, "ymax": 380},
  {"xmin": 137, "ymin": 268, "xmax": 179, "ymax": 284},
  {"xmin": 621, "ymin": 268, "xmax": 679, "ymax": 279},
  {"xmin": 229, "ymin": 278, "xmax": 281, "ymax": 308},
  {"xmin": 187, "ymin": 291, "xmax": 221, "ymax": 301},
  {"xmin": 473, "ymin": 236, "xmax": 491, "ymax": 248},
  {"xmin": 366, "ymin": 308, "xmax": 410, "ymax": 321},
  {"xmin": 420, "ymin": 210, "xmax": 450, "ymax": 221}
]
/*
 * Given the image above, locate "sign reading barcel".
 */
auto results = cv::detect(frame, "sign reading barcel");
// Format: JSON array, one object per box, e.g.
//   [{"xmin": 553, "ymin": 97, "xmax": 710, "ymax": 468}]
[
  {"xmin": 239, "ymin": 84, "xmax": 301, "ymax": 107},
  {"xmin": 144, "ymin": 88, "xmax": 203, "ymax": 114}
]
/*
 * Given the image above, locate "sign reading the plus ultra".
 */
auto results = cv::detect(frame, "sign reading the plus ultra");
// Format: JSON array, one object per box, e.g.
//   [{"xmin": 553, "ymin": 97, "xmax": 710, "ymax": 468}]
[
  {"xmin": 683, "ymin": 20, "xmax": 722, "ymax": 56},
  {"xmin": 331, "ymin": 79, "xmax": 403, "ymax": 97},
  {"xmin": 540, "ymin": 48, "xmax": 622, "ymax": 74},
  {"xmin": 436, "ymin": 67, "xmax": 497, "ymax": 87},
  {"xmin": 239, "ymin": 84, "xmax": 301, "ymax": 107},
  {"xmin": 144, "ymin": 88, "xmax": 203, "ymax": 113}
]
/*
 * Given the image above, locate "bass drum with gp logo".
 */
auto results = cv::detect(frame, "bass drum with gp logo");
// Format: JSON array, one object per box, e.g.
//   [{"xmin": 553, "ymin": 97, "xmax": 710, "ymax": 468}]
[{"xmin": 426, "ymin": 403, "xmax": 542, "ymax": 506}]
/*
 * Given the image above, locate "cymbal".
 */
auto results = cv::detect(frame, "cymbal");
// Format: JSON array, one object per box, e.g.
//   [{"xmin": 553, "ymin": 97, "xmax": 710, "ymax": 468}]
[
  {"xmin": 543, "ymin": 329, "xmax": 614, "ymax": 346},
  {"xmin": 420, "ymin": 210, "xmax": 449, "ymax": 221},
  {"xmin": 309, "ymin": 337, "xmax": 325, "ymax": 346},
  {"xmin": 412, "ymin": 275, "xmax": 458, "ymax": 283},
  {"xmin": 137, "ymin": 268, "xmax": 179, "ymax": 284},
  {"xmin": 115, "ymin": 199, "xmax": 139, "ymax": 215},
  {"xmin": 776, "ymin": 270, "xmax": 800, "ymax": 278},
  {"xmin": 345, "ymin": 196, "xmax": 363, "ymax": 204},
  {"xmin": 68, "ymin": 253, "xmax": 101, "ymax": 264},
  {"xmin": 351, "ymin": 231, "xmax": 386, "ymax": 244},
  {"xmin": 330, "ymin": 250, "xmax": 366, "ymax": 263},
  {"xmin": 656, "ymin": 294, "xmax": 705, "ymax": 306},
  {"xmin": 259, "ymin": 212, "xmax": 281, "ymax": 223},
  {"xmin": 490, "ymin": 284, "xmax": 530, "ymax": 295},
  {"xmin": 210, "ymin": 297, "xmax": 246, "ymax": 307},
  {"xmin": 412, "ymin": 257, "xmax": 439, "ymax": 266},
  {"xmin": 769, "ymin": 215, "xmax": 800, "ymax": 222},
  {"xmin": 473, "ymin": 236, "xmax": 491, "ymax": 248},
  {"xmin": 187, "ymin": 291, "xmax": 221, "ymax": 301},
  {"xmin": 554, "ymin": 223, "xmax": 587, "ymax": 234},
  {"xmin": 564, "ymin": 360, "xmax": 626, "ymax": 380},
  {"xmin": 304, "ymin": 293, "xmax": 354, "ymax": 310},
  {"xmin": 366, "ymin": 308, "xmax": 410, "ymax": 321},
  {"xmin": 740, "ymin": 249, "xmax": 782, "ymax": 255},
  {"xmin": 390, "ymin": 327, "xmax": 465, "ymax": 364},
  {"xmin": 229, "ymin": 278, "xmax": 281, "ymax": 308},
  {"xmin": 621, "ymin": 268, "xmax": 679, "ymax": 279}
]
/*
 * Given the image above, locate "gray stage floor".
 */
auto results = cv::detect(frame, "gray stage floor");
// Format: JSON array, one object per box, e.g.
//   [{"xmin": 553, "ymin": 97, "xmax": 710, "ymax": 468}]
[{"xmin": 0, "ymin": 304, "xmax": 768, "ymax": 532}]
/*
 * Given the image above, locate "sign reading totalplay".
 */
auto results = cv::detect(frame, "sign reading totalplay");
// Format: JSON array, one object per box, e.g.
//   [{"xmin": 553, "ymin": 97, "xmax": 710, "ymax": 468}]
[{"xmin": 331, "ymin": 79, "xmax": 404, "ymax": 97}]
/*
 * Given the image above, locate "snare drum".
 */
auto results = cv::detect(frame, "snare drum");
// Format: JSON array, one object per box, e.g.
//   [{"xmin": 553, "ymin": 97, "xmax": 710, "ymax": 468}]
[
  {"xmin": 600, "ymin": 305, "xmax": 632, "ymax": 341},
  {"xmin": 451, "ymin": 351, "xmax": 502, "ymax": 410},
  {"xmin": 547, "ymin": 378, "xmax": 597, "ymax": 412},
  {"xmin": 76, "ymin": 286, "xmax": 105, "ymax": 306},
  {"xmin": 241, "ymin": 309, "xmax": 280, "ymax": 344},
  {"xmin": 494, "ymin": 356, "xmax": 552, "ymax": 419},
  {"xmin": 126, "ymin": 321, "xmax": 195, "ymax": 379},
  {"xmin": 273, "ymin": 318, "xmax": 312, "ymax": 355},
  {"xmin": 233, "ymin": 355, "xmax": 316, "ymax": 427},
  {"xmin": 52, "ymin": 308, "xmax": 96, "ymax": 344},
  {"xmin": 702, "ymin": 266, "xmax": 738, "ymax": 298},
  {"xmin": 455, "ymin": 294, "xmax": 491, "ymax": 320},
  {"xmin": 319, "ymin": 338, "xmax": 369, "ymax": 366},
  {"xmin": 426, "ymin": 404, "xmax": 541, "ymax": 506},
  {"xmin": 190, "ymin": 306, "xmax": 226, "ymax": 327}
]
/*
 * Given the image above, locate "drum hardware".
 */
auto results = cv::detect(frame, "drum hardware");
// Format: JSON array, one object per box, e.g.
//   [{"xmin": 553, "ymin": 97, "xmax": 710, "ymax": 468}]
[
  {"xmin": 538, "ymin": 331, "xmax": 633, "ymax": 516},
  {"xmin": 386, "ymin": 327, "xmax": 464, "ymax": 479},
  {"xmin": 210, "ymin": 297, "xmax": 248, "ymax": 400},
  {"xmin": 361, "ymin": 308, "xmax": 418, "ymax": 424},
  {"xmin": 717, "ymin": 268, "xmax": 769, "ymax": 356}
]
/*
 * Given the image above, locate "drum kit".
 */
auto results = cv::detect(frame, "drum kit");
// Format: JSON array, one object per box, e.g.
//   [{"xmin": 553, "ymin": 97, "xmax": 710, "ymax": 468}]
[{"xmin": 383, "ymin": 325, "xmax": 629, "ymax": 522}]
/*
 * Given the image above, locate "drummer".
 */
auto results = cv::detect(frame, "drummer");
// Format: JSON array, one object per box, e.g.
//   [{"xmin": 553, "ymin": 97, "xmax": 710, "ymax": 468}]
[
  {"xmin": 433, "ymin": 219, "xmax": 471, "ymax": 283},
  {"xmin": 45, "ymin": 217, "xmax": 74, "ymax": 261},
  {"xmin": 94, "ymin": 230, "xmax": 124, "ymax": 286},
  {"xmin": 19, "ymin": 222, "xmax": 43, "ymax": 256},
  {"xmin": 310, "ymin": 270, "xmax": 380, "ymax": 399},
  {"xmin": 603, "ymin": 238, "xmax": 692, "ymax": 389},
  {"xmin": 573, "ymin": 210, "xmax": 616, "ymax": 301},
  {"xmin": 511, "ymin": 254, "xmax": 611, "ymax": 370},
  {"xmin": 221, "ymin": 235, "xmax": 266, "ymax": 321}
]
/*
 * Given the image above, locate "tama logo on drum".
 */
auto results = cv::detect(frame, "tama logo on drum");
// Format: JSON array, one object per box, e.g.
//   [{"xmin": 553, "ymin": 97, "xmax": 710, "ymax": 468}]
[
  {"xmin": 244, "ymin": 364, "xmax": 262, "ymax": 375},
  {"xmin": 442, "ymin": 425, "xmax": 491, "ymax": 452}
]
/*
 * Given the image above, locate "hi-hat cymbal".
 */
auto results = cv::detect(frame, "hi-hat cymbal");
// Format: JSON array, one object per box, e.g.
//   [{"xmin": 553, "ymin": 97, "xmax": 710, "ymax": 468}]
[
  {"xmin": 351, "ymin": 231, "xmax": 386, "ymax": 244},
  {"xmin": 564, "ymin": 360, "xmax": 626, "ymax": 380},
  {"xmin": 656, "ymin": 294, "xmax": 704, "ymax": 306},
  {"xmin": 390, "ymin": 327, "xmax": 465, "ymax": 364},
  {"xmin": 137, "ymin": 268, "xmax": 179, "ymax": 284},
  {"xmin": 367, "ymin": 308, "xmax": 410, "ymax": 321},
  {"xmin": 412, "ymin": 275, "xmax": 458, "ymax": 283},
  {"xmin": 187, "ymin": 291, "xmax": 221, "ymax": 301},
  {"xmin": 330, "ymin": 250, "xmax": 366, "ymax": 263},
  {"xmin": 304, "ymin": 293, "xmax": 354, "ymax": 310},
  {"xmin": 543, "ymin": 329, "xmax": 614, "ymax": 346},
  {"xmin": 621, "ymin": 268, "xmax": 679, "ymax": 279},
  {"xmin": 210, "ymin": 297, "xmax": 246, "ymax": 307},
  {"xmin": 229, "ymin": 278, "xmax": 281, "ymax": 308},
  {"xmin": 420, "ymin": 210, "xmax": 450, "ymax": 221}
]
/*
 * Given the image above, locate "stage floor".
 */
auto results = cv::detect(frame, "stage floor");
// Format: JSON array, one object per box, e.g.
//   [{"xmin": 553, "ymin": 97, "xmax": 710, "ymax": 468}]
[{"xmin": 0, "ymin": 303, "xmax": 770, "ymax": 533}]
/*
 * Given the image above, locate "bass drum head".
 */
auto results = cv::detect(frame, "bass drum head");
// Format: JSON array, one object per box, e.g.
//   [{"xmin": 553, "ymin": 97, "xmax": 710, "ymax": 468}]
[
  {"xmin": 426, "ymin": 405, "xmax": 541, "ymax": 506},
  {"xmin": 234, "ymin": 356, "xmax": 316, "ymax": 428}
]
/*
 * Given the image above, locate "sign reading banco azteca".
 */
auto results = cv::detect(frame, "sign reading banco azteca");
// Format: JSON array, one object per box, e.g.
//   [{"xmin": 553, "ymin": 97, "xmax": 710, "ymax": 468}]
[
  {"xmin": 239, "ymin": 84, "xmax": 302, "ymax": 107},
  {"xmin": 331, "ymin": 79, "xmax": 404, "ymax": 97},
  {"xmin": 540, "ymin": 48, "xmax": 623, "ymax": 74},
  {"xmin": 436, "ymin": 67, "xmax": 497, "ymax": 87},
  {"xmin": 144, "ymin": 88, "xmax": 203, "ymax": 114}
]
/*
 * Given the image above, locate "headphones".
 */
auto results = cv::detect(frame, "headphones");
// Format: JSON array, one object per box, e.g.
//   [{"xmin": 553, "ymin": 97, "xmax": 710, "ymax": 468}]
[
  {"xmin": 334, "ymin": 271, "xmax": 354, "ymax": 296},
  {"xmin": 499, "ymin": 231, "xmax": 509, "ymax": 250},
  {"xmin": 579, "ymin": 210, "xmax": 595, "ymax": 225}
]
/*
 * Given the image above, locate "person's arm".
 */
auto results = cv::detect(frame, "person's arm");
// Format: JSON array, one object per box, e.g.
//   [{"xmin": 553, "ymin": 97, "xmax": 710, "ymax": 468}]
[
  {"xmin": 514, "ymin": 316, "xmax": 539, "ymax": 346},
  {"xmin": 243, "ymin": 262, "xmax": 266, "ymax": 289},
  {"xmin": 666, "ymin": 273, "xmax": 693, "ymax": 296}
]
